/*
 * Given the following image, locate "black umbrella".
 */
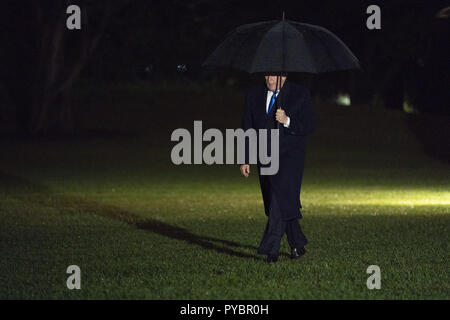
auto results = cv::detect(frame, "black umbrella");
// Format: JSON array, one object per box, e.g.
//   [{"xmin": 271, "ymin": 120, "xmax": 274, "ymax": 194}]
[
  {"xmin": 203, "ymin": 14, "xmax": 360, "ymax": 73},
  {"xmin": 202, "ymin": 13, "xmax": 360, "ymax": 107}
]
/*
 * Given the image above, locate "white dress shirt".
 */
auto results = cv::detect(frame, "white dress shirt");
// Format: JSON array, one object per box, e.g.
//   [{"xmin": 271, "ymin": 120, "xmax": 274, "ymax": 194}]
[{"xmin": 266, "ymin": 90, "xmax": 290, "ymax": 127}]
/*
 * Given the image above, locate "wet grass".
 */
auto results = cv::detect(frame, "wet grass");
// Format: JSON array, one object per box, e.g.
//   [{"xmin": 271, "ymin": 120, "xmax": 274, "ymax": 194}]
[{"xmin": 0, "ymin": 82, "xmax": 448, "ymax": 299}]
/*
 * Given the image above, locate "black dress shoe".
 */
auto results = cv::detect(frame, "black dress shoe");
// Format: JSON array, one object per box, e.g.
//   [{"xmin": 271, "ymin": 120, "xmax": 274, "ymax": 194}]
[
  {"xmin": 290, "ymin": 247, "xmax": 306, "ymax": 259},
  {"xmin": 265, "ymin": 255, "xmax": 278, "ymax": 263}
]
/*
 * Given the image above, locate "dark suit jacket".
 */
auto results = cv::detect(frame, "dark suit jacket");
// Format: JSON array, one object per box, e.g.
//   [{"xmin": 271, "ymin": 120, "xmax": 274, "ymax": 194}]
[{"xmin": 241, "ymin": 80, "xmax": 316, "ymax": 220}]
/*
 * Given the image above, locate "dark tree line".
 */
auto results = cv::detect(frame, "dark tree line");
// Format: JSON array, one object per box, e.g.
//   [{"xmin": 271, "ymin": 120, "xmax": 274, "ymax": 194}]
[
  {"xmin": 0, "ymin": 0, "xmax": 131, "ymax": 136},
  {"xmin": 0, "ymin": 0, "xmax": 448, "ymax": 137}
]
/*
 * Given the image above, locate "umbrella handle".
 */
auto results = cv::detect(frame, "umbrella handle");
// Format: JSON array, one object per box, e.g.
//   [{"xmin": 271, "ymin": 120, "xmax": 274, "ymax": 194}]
[{"xmin": 276, "ymin": 72, "xmax": 281, "ymax": 130}]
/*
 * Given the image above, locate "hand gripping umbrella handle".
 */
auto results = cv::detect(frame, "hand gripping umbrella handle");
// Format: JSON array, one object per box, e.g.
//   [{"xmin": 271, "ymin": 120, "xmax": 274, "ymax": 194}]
[{"xmin": 276, "ymin": 72, "xmax": 281, "ymax": 131}]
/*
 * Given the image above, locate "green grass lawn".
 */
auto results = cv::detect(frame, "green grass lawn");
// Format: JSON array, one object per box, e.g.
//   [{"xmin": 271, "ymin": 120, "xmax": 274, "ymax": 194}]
[{"xmin": 0, "ymin": 82, "xmax": 448, "ymax": 299}]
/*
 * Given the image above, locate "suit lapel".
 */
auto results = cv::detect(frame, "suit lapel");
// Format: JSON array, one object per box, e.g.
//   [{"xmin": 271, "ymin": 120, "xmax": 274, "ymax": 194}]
[
  {"xmin": 261, "ymin": 85, "xmax": 268, "ymax": 117},
  {"xmin": 254, "ymin": 80, "xmax": 292, "ymax": 128},
  {"xmin": 276, "ymin": 80, "xmax": 291, "ymax": 111},
  {"xmin": 261, "ymin": 80, "xmax": 292, "ymax": 115}
]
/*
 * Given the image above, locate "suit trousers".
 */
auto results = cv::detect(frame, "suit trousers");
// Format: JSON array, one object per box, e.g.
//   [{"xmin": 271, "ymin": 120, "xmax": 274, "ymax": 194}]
[{"xmin": 257, "ymin": 191, "xmax": 308, "ymax": 256}]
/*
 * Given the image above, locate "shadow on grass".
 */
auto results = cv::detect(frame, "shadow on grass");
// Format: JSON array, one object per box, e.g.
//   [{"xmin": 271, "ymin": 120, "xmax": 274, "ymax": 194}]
[
  {"xmin": 0, "ymin": 128, "xmax": 139, "ymax": 141},
  {"xmin": 0, "ymin": 171, "xmax": 263, "ymax": 261}
]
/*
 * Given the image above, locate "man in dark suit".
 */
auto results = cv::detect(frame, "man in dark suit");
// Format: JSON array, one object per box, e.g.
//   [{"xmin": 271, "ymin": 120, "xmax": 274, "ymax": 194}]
[{"xmin": 240, "ymin": 73, "xmax": 316, "ymax": 263}]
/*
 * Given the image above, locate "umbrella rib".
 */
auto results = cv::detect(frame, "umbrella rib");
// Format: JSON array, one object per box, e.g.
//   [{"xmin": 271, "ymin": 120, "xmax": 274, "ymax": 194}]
[
  {"xmin": 291, "ymin": 21, "xmax": 356, "ymax": 72},
  {"xmin": 309, "ymin": 29, "xmax": 341, "ymax": 72},
  {"xmin": 230, "ymin": 23, "xmax": 276, "ymax": 72},
  {"xmin": 292, "ymin": 24, "xmax": 339, "ymax": 73},
  {"xmin": 288, "ymin": 24, "xmax": 320, "ymax": 73},
  {"xmin": 248, "ymin": 22, "xmax": 284, "ymax": 73}
]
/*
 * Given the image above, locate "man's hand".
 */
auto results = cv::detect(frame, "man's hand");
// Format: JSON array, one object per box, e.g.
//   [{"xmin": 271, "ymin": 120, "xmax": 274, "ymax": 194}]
[
  {"xmin": 240, "ymin": 164, "xmax": 250, "ymax": 178},
  {"xmin": 276, "ymin": 108, "xmax": 288, "ymax": 124}
]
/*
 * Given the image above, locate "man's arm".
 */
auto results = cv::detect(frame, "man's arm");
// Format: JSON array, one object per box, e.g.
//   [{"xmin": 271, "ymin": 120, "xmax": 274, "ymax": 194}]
[
  {"xmin": 240, "ymin": 89, "xmax": 253, "ymax": 177},
  {"xmin": 241, "ymin": 89, "xmax": 253, "ymax": 131},
  {"xmin": 284, "ymin": 89, "xmax": 316, "ymax": 136}
]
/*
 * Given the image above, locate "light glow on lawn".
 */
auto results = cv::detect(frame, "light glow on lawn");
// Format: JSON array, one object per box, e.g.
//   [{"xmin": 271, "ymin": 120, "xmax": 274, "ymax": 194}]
[{"xmin": 307, "ymin": 188, "xmax": 450, "ymax": 207}]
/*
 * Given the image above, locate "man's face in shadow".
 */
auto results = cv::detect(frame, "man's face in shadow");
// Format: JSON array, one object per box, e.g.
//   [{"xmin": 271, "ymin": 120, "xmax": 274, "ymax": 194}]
[{"xmin": 265, "ymin": 73, "xmax": 287, "ymax": 91}]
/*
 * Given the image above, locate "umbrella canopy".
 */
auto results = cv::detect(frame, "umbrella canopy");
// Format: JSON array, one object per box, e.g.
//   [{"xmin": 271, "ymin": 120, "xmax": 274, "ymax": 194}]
[{"xmin": 202, "ymin": 17, "xmax": 360, "ymax": 74}]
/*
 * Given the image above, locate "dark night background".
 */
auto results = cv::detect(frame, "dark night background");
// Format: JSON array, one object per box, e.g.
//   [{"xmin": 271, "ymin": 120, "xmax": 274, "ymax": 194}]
[
  {"xmin": 0, "ymin": 0, "xmax": 449, "ymax": 300},
  {"xmin": 0, "ymin": 0, "xmax": 449, "ymax": 140}
]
